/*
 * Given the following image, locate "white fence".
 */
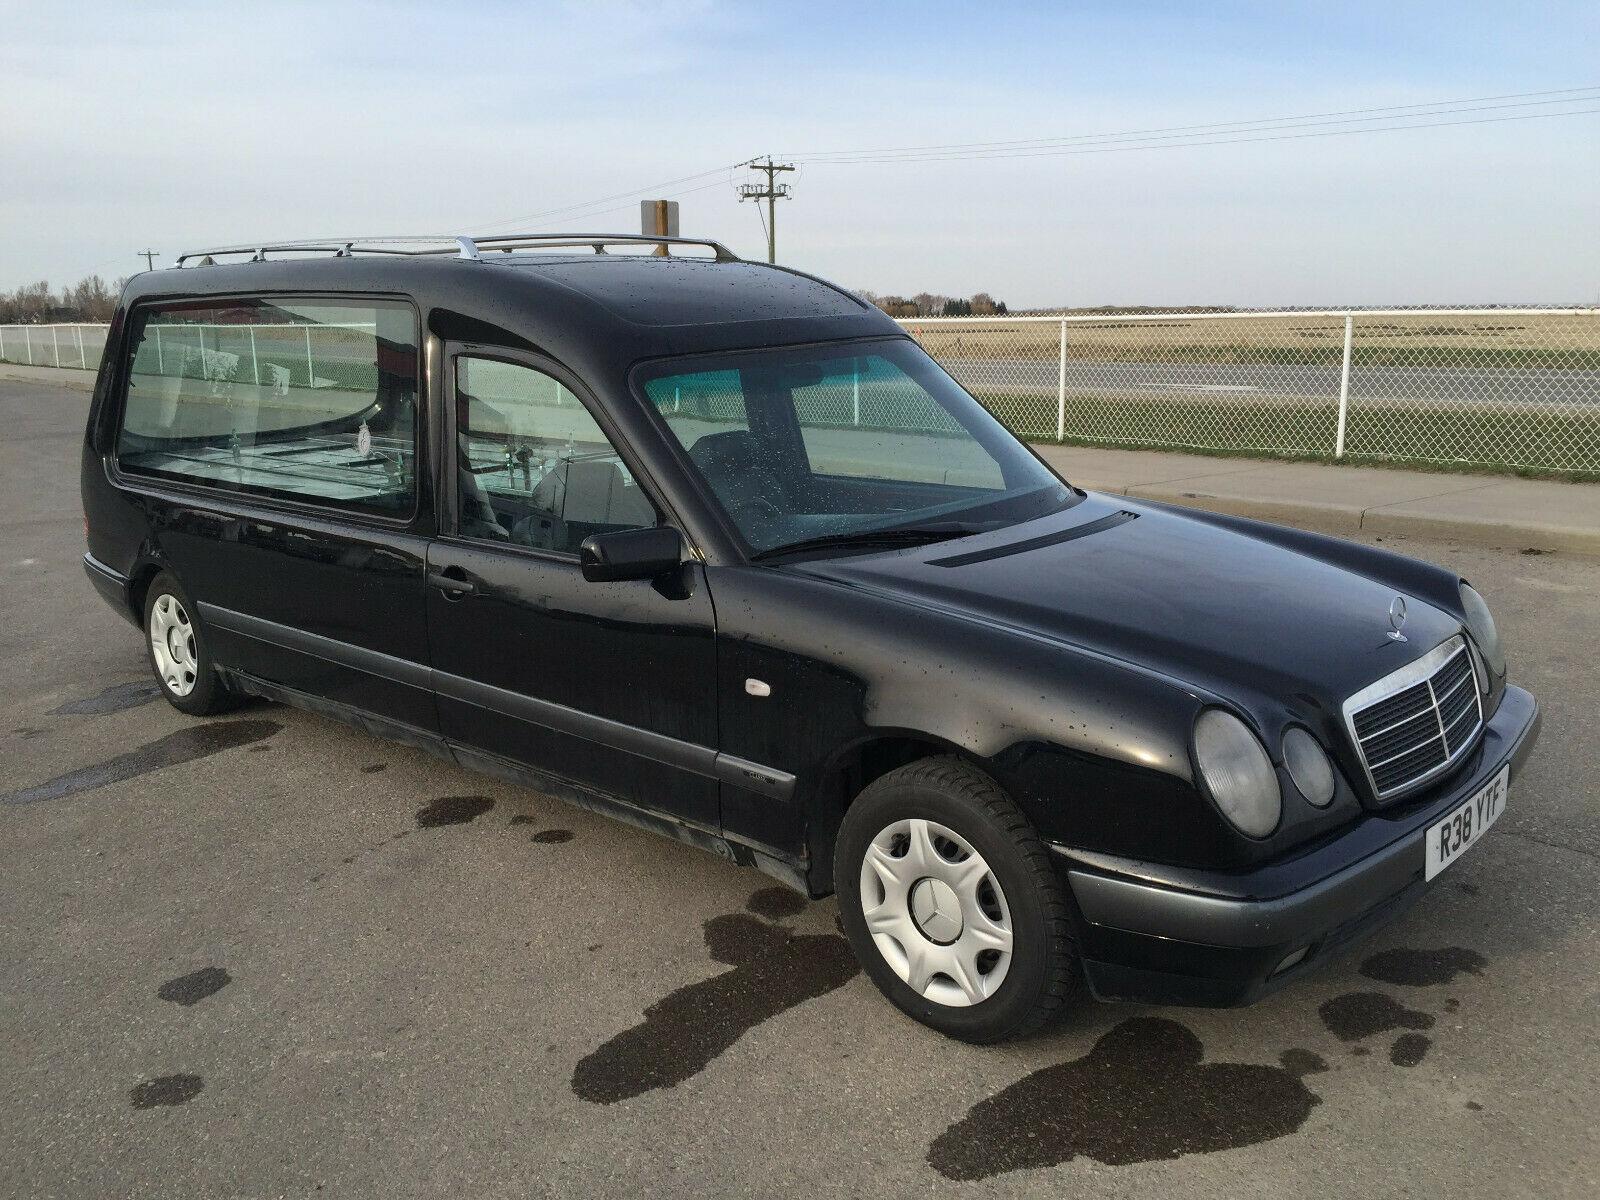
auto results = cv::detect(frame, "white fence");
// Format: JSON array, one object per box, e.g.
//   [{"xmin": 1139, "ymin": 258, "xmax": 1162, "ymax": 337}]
[
  {"xmin": 6, "ymin": 309, "xmax": 1598, "ymax": 474},
  {"xmin": 898, "ymin": 309, "xmax": 1600, "ymax": 475},
  {"xmin": 0, "ymin": 323, "xmax": 109, "ymax": 370}
]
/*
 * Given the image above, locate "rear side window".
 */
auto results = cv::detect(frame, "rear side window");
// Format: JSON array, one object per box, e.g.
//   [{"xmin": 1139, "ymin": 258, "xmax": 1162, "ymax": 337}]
[{"xmin": 115, "ymin": 297, "xmax": 419, "ymax": 516}]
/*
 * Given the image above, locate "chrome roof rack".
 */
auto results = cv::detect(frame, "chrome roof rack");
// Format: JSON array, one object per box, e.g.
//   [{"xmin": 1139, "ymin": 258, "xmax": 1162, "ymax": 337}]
[{"xmin": 175, "ymin": 232, "xmax": 740, "ymax": 267}]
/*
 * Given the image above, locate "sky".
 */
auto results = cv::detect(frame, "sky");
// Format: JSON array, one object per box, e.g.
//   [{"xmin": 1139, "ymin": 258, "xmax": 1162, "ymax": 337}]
[{"xmin": 2, "ymin": 0, "xmax": 1597, "ymax": 308}]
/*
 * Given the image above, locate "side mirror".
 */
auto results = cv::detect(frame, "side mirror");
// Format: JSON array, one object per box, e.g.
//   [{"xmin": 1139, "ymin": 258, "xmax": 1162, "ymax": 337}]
[{"xmin": 580, "ymin": 527, "xmax": 684, "ymax": 583}]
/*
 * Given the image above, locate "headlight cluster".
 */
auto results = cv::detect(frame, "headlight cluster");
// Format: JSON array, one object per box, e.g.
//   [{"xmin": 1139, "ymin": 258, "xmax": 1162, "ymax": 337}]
[
  {"xmin": 1459, "ymin": 582, "xmax": 1505, "ymax": 681},
  {"xmin": 1193, "ymin": 711, "xmax": 1281, "ymax": 837},
  {"xmin": 1281, "ymin": 727, "xmax": 1336, "ymax": 808},
  {"xmin": 1194, "ymin": 712, "xmax": 1341, "ymax": 838}
]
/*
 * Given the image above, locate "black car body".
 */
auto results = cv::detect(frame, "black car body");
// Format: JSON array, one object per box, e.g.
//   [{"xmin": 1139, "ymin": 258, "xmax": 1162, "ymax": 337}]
[{"xmin": 81, "ymin": 234, "xmax": 1540, "ymax": 1040}]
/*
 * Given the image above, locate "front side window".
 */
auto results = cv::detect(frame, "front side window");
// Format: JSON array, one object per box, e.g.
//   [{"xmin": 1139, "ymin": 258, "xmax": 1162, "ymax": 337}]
[
  {"xmin": 115, "ymin": 297, "xmax": 418, "ymax": 516},
  {"xmin": 454, "ymin": 356, "xmax": 656, "ymax": 553},
  {"xmin": 638, "ymin": 338, "xmax": 1075, "ymax": 555}
]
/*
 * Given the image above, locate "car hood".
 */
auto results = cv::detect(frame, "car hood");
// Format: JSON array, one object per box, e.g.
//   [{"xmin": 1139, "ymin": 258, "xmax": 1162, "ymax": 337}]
[{"xmin": 793, "ymin": 494, "xmax": 1463, "ymax": 717}]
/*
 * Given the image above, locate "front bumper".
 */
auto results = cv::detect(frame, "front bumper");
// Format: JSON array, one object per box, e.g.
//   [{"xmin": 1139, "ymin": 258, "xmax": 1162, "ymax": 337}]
[{"xmin": 1054, "ymin": 684, "xmax": 1540, "ymax": 1006}]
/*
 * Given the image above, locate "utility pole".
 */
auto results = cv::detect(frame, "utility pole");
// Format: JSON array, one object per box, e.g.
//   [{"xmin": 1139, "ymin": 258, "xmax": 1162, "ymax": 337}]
[
  {"xmin": 137, "ymin": 249, "xmax": 159, "ymax": 272},
  {"xmin": 738, "ymin": 159, "xmax": 794, "ymax": 263}
]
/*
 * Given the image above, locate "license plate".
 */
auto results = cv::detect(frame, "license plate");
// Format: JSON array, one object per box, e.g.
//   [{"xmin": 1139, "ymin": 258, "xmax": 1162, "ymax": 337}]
[{"xmin": 1424, "ymin": 765, "xmax": 1508, "ymax": 881}]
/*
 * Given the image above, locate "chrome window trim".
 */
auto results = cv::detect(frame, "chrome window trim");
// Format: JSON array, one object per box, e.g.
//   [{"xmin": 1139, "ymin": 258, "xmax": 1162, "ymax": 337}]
[{"xmin": 1342, "ymin": 635, "xmax": 1485, "ymax": 803}]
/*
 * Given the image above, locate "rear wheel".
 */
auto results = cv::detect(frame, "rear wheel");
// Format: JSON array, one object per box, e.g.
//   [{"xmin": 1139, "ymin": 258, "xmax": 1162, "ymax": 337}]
[
  {"xmin": 143, "ymin": 571, "xmax": 237, "ymax": 716},
  {"xmin": 835, "ymin": 757, "xmax": 1081, "ymax": 1042}
]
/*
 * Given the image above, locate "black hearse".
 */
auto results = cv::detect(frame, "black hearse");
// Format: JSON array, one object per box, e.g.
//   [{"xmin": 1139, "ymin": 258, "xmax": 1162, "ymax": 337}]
[{"xmin": 82, "ymin": 234, "xmax": 1539, "ymax": 1041}]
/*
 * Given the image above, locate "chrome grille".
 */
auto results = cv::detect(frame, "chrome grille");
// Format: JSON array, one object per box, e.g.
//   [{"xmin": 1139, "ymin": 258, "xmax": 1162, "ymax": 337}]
[{"xmin": 1343, "ymin": 637, "xmax": 1485, "ymax": 802}]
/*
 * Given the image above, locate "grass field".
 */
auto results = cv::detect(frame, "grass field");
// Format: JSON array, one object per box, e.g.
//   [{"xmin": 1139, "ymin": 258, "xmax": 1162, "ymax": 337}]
[
  {"xmin": 905, "ymin": 312, "xmax": 1600, "ymax": 369},
  {"xmin": 975, "ymin": 392, "xmax": 1600, "ymax": 480}
]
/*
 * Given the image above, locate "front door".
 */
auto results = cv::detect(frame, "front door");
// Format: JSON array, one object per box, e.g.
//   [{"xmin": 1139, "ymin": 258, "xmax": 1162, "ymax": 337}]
[{"xmin": 424, "ymin": 349, "xmax": 720, "ymax": 828}]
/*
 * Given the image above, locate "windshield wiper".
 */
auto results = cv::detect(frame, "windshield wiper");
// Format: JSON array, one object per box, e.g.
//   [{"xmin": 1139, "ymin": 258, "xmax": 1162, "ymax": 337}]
[{"xmin": 751, "ymin": 522, "xmax": 995, "ymax": 562}]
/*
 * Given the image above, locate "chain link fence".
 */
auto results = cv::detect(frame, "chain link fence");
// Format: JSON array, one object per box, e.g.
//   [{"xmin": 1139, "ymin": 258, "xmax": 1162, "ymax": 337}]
[
  {"xmin": 7, "ymin": 310, "xmax": 1598, "ymax": 474},
  {"xmin": 898, "ymin": 309, "xmax": 1600, "ymax": 475}
]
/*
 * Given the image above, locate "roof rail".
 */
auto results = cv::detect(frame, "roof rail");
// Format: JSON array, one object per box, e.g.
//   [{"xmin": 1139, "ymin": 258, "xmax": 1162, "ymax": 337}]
[{"xmin": 175, "ymin": 232, "xmax": 740, "ymax": 267}]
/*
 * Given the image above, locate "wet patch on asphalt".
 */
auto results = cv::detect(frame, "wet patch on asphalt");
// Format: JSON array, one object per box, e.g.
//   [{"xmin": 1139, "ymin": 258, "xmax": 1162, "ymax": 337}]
[
  {"xmin": 571, "ymin": 889, "xmax": 858, "ymax": 1104},
  {"xmin": 927, "ymin": 1018, "xmax": 1321, "ymax": 1180},
  {"xmin": 49, "ymin": 679, "xmax": 161, "ymax": 716},
  {"xmin": 530, "ymin": 828, "xmax": 573, "ymax": 844},
  {"xmin": 745, "ymin": 886, "xmax": 806, "ymax": 920},
  {"xmin": 158, "ymin": 967, "xmax": 231, "ymax": 1007},
  {"xmin": 1319, "ymin": 992, "xmax": 1436, "ymax": 1042},
  {"xmin": 1390, "ymin": 1032, "xmax": 1431, "ymax": 1067},
  {"xmin": 1359, "ymin": 947, "xmax": 1488, "ymax": 988},
  {"xmin": 0, "ymin": 720, "xmax": 282, "ymax": 806},
  {"xmin": 359, "ymin": 763, "xmax": 388, "ymax": 774},
  {"xmin": 415, "ymin": 795, "xmax": 494, "ymax": 828},
  {"xmin": 1278, "ymin": 1048, "xmax": 1328, "ymax": 1077},
  {"xmin": 130, "ymin": 1074, "xmax": 204, "ymax": 1109}
]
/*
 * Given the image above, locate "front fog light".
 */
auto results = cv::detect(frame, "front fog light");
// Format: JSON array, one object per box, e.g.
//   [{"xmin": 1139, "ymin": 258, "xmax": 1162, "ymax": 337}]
[
  {"xmin": 1193, "ymin": 710, "xmax": 1282, "ymax": 838},
  {"xmin": 1282, "ymin": 727, "xmax": 1336, "ymax": 807}
]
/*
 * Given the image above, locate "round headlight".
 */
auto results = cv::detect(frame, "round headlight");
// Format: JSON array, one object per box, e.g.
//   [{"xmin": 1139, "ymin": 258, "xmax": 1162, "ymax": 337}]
[
  {"xmin": 1459, "ymin": 583, "xmax": 1504, "ymax": 678},
  {"xmin": 1193, "ymin": 710, "xmax": 1281, "ymax": 838},
  {"xmin": 1282, "ymin": 727, "xmax": 1336, "ymax": 807}
]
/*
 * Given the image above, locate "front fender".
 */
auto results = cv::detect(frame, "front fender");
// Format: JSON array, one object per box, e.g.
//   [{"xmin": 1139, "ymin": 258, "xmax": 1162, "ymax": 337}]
[{"xmin": 705, "ymin": 564, "xmax": 1257, "ymax": 869}]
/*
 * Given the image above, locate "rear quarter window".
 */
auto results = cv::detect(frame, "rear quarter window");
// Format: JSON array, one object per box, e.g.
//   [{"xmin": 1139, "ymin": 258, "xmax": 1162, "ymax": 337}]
[{"xmin": 114, "ymin": 297, "xmax": 420, "ymax": 517}]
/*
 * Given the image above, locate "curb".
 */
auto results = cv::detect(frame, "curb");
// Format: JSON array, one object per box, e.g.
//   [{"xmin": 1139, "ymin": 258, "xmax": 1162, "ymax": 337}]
[{"xmin": 1, "ymin": 365, "xmax": 96, "ymax": 392}]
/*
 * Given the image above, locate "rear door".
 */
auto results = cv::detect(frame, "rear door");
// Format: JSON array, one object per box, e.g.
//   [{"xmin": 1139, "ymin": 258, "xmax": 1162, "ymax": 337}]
[
  {"xmin": 424, "ymin": 348, "xmax": 720, "ymax": 828},
  {"xmin": 113, "ymin": 295, "xmax": 436, "ymax": 734}
]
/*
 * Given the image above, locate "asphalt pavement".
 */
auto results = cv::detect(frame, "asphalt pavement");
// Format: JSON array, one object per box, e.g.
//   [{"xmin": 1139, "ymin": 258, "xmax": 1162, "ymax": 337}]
[{"xmin": 3, "ymin": 376, "xmax": 1597, "ymax": 1198}]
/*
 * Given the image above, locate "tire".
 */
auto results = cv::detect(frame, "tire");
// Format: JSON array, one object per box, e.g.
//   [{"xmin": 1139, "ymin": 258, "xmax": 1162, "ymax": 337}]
[
  {"xmin": 834, "ymin": 756, "xmax": 1080, "ymax": 1042},
  {"xmin": 142, "ymin": 571, "xmax": 238, "ymax": 716}
]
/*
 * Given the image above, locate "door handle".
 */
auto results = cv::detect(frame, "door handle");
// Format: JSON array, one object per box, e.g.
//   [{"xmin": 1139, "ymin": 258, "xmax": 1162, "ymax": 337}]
[{"xmin": 429, "ymin": 567, "xmax": 477, "ymax": 598}]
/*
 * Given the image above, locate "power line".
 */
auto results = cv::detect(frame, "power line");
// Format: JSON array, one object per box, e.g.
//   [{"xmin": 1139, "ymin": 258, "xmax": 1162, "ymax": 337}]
[
  {"xmin": 792, "ymin": 105, "xmax": 1600, "ymax": 166},
  {"xmin": 509, "ymin": 175, "xmax": 748, "ymax": 233},
  {"xmin": 779, "ymin": 84, "xmax": 1600, "ymax": 160},
  {"xmin": 796, "ymin": 97, "xmax": 1600, "ymax": 163},
  {"xmin": 451, "ymin": 84, "xmax": 1599, "ymax": 259},
  {"xmin": 469, "ymin": 162, "xmax": 749, "ymax": 232}
]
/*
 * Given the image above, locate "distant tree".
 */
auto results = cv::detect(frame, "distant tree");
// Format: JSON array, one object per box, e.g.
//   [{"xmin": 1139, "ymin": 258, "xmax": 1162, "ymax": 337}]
[
  {"xmin": 858, "ymin": 290, "xmax": 1009, "ymax": 319},
  {"xmin": 0, "ymin": 274, "xmax": 129, "ymax": 323},
  {"xmin": 68, "ymin": 275, "xmax": 119, "ymax": 321}
]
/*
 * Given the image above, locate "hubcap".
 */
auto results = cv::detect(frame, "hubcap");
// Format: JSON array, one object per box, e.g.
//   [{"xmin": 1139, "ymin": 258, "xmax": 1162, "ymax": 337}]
[
  {"xmin": 910, "ymin": 877, "xmax": 963, "ymax": 944},
  {"xmin": 858, "ymin": 818, "xmax": 1013, "ymax": 1008},
  {"xmin": 149, "ymin": 594, "xmax": 198, "ymax": 697}
]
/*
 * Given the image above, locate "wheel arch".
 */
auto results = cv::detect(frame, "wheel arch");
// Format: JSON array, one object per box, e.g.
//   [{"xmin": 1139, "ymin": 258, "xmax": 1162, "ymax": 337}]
[
  {"xmin": 804, "ymin": 730, "xmax": 992, "ymax": 897},
  {"xmin": 126, "ymin": 555, "xmax": 169, "ymax": 623}
]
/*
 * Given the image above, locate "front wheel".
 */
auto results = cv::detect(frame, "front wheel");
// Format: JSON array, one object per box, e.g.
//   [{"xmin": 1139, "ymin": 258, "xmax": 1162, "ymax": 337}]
[
  {"xmin": 834, "ymin": 757, "xmax": 1081, "ymax": 1042},
  {"xmin": 143, "ymin": 571, "xmax": 238, "ymax": 716}
]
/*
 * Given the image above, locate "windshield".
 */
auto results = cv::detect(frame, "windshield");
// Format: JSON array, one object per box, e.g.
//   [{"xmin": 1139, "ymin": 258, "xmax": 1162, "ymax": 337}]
[{"xmin": 637, "ymin": 338, "xmax": 1076, "ymax": 555}]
